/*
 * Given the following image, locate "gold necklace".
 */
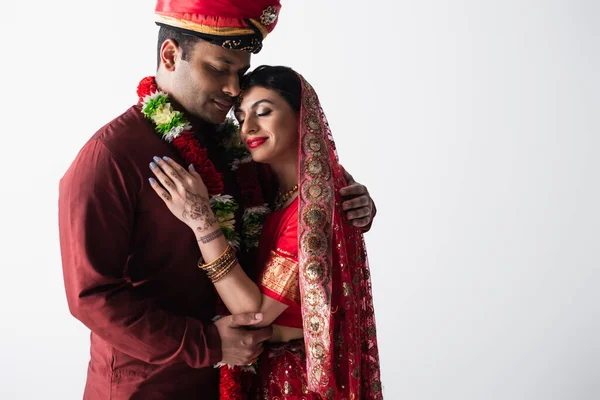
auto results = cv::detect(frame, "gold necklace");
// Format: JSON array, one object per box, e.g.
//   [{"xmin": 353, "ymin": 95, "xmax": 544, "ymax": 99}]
[{"xmin": 274, "ymin": 184, "xmax": 298, "ymax": 210}]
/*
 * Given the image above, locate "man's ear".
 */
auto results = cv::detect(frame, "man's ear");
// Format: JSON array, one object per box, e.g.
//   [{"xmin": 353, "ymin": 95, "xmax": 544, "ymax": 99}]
[{"xmin": 159, "ymin": 39, "xmax": 179, "ymax": 71}]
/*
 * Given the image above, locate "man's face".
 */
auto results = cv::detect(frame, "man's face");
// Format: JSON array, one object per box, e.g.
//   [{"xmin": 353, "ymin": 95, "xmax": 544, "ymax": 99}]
[{"xmin": 170, "ymin": 40, "xmax": 251, "ymax": 124}]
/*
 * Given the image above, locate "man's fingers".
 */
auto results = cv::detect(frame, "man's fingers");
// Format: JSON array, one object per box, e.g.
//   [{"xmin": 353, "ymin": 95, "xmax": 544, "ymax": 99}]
[
  {"xmin": 247, "ymin": 345, "xmax": 264, "ymax": 363},
  {"xmin": 228, "ymin": 312, "xmax": 264, "ymax": 327},
  {"xmin": 342, "ymin": 195, "xmax": 370, "ymax": 211},
  {"xmin": 352, "ymin": 217, "xmax": 372, "ymax": 228},
  {"xmin": 248, "ymin": 326, "xmax": 273, "ymax": 344},
  {"xmin": 148, "ymin": 178, "xmax": 171, "ymax": 202},
  {"xmin": 346, "ymin": 207, "xmax": 372, "ymax": 220},
  {"xmin": 339, "ymin": 183, "xmax": 367, "ymax": 198}
]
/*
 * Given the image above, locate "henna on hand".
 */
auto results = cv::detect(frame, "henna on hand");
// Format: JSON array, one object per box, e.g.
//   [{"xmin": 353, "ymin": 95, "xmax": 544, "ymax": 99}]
[{"xmin": 182, "ymin": 191, "xmax": 218, "ymax": 231}]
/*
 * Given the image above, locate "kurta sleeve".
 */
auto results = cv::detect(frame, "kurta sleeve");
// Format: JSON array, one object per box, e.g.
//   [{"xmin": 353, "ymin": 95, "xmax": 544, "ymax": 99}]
[
  {"xmin": 58, "ymin": 139, "xmax": 221, "ymax": 368},
  {"xmin": 259, "ymin": 214, "xmax": 300, "ymax": 307}
]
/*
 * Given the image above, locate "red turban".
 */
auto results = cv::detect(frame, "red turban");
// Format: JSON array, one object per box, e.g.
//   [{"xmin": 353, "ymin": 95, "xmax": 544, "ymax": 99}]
[{"xmin": 155, "ymin": 0, "xmax": 282, "ymax": 53}]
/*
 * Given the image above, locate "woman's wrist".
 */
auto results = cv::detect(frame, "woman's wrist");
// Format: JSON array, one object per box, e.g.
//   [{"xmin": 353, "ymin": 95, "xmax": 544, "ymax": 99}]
[
  {"xmin": 187, "ymin": 207, "xmax": 220, "ymax": 237},
  {"xmin": 195, "ymin": 227, "xmax": 224, "ymax": 245}
]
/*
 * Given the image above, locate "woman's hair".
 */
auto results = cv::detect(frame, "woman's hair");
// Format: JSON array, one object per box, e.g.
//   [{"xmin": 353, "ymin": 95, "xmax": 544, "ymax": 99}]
[{"xmin": 240, "ymin": 65, "xmax": 302, "ymax": 112}]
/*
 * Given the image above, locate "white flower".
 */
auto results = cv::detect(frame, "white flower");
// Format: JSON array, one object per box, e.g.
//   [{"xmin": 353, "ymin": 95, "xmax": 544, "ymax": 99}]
[
  {"xmin": 142, "ymin": 91, "xmax": 166, "ymax": 103},
  {"xmin": 164, "ymin": 125, "xmax": 184, "ymax": 142},
  {"xmin": 228, "ymin": 238, "xmax": 241, "ymax": 250},
  {"xmin": 243, "ymin": 205, "xmax": 271, "ymax": 218},
  {"xmin": 241, "ymin": 365, "xmax": 257, "ymax": 373},
  {"xmin": 210, "ymin": 194, "xmax": 235, "ymax": 205},
  {"xmin": 141, "ymin": 92, "xmax": 169, "ymax": 116},
  {"xmin": 151, "ymin": 103, "xmax": 175, "ymax": 125},
  {"xmin": 214, "ymin": 361, "xmax": 255, "ymax": 372},
  {"xmin": 218, "ymin": 215, "xmax": 236, "ymax": 231},
  {"xmin": 231, "ymin": 155, "xmax": 253, "ymax": 171},
  {"xmin": 164, "ymin": 122, "xmax": 193, "ymax": 142}
]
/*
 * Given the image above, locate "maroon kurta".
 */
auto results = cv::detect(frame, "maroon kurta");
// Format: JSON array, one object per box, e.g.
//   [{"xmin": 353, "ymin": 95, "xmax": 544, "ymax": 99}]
[{"xmin": 59, "ymin": 105, "xmax": 227, "ymax": 399}]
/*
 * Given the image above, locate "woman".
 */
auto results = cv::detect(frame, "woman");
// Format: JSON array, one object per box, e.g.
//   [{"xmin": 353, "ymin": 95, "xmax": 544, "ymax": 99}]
[{"xmin": 148, "ymin": 66, "xmax": 382, "ymax": 399}]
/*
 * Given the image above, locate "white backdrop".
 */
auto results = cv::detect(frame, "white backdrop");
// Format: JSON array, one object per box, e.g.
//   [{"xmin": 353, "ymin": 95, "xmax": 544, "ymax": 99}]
[{"xmin": 1, "ymin": 1, "xmax": 599, "ymax": 399}]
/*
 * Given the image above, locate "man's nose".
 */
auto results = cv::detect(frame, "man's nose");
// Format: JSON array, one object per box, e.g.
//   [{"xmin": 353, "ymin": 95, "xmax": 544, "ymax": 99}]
[{"xmin": 223, "ymin": 74, "xmax": 241, "ymax": 98}]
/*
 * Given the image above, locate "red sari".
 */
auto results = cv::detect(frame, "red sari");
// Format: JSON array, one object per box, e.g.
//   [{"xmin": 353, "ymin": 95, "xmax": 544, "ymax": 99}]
[{"xmin": 250, "ymin": 75, "xmax": 383, "ymax": 399}]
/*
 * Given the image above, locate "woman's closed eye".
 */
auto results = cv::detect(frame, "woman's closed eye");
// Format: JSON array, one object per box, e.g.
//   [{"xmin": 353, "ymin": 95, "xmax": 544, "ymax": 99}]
[{"xmin": 257, "ymin": 109, "xmax": 272, "ymax": 117}]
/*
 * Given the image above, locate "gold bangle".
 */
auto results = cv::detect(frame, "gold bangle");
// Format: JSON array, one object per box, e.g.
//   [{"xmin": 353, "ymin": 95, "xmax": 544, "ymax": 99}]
[
  {"xmin": 209, "ymin": 258, "xmax": 237, "ymax": 282},
  {"xmin": 204, "ymin": 249, "xmax": 235, "ymax": 275},
  {"xmin": 197, "ymin": 245, "xmax": 231, "ymax": 269},
  {"xmin": 198, "ymin": 245, "xmax": 237, "ymax": 283},
  {"xmin": 202, "ymin": 248, "xmax": 236, "ymax": 274}
]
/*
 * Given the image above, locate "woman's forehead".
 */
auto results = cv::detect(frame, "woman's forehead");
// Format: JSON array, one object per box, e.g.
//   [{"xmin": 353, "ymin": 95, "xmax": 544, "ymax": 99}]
[{"xmin": 237, "ymin": 87, "xmax": 280, "ymax": 110}]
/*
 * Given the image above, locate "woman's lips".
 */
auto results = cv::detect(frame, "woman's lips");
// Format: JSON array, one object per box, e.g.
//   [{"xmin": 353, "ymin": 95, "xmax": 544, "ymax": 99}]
[{"xmin": 247, "ymin": 137, "xmax": 268, "ymax": 149}]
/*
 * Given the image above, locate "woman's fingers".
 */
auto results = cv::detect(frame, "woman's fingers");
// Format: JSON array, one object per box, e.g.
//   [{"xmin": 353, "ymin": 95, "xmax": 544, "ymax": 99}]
[
  {"xmin": 161, "ymin": 157, "xmax": 203, "ymax": 190},
  {"xmin": 162, "ymin": 156, "xmax": 192, "ymax": 180},
  {"xmin": 152, "ymin": 156, "xmax": 186, "ymax": 191},
  {"xmin": 151, "ymin": 156, "xmax": 208, "ymax": 201},
  {"xmin": 149, "ymin": 161, "xmax": 178, "ymax": 194},
  {"xmin": 148, "ymin": 177, "xmax": 172, "ymax": 202}
]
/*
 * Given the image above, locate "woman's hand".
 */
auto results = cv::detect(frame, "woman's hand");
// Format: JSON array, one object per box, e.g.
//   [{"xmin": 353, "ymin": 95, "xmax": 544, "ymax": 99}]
[{"xmin": 148, "ymin": 156, "xmax": 218, "ymax": 234}]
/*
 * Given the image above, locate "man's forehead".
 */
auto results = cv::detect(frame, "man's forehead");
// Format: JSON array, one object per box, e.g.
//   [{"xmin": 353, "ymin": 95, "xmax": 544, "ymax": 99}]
[
  {"xmin": 198, "ymin": 41, "xmax": 251, "ymax": 68},
  {"xmin": 215, "ymin": 55, "xmax": 250, "ymax": 68}
]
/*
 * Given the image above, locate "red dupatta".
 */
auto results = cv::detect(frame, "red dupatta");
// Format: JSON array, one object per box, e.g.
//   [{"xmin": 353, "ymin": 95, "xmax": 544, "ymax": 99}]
[{"xmin": 296, "ymin": 75, "xmax": 383, "ymax": 399}]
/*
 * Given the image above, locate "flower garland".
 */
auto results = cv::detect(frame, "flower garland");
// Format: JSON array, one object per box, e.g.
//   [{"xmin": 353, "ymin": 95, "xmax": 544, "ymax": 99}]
[
  {"xmin": 137, "ymin": 77, "xmax": 269, "ymax": 400},
  {"xmin": 137, "ymin": 76, "xmax": 270, "ymax": 250},
  {"xmin": 215, "ymin": 118, "xmax": 273, "ymax": 250}
]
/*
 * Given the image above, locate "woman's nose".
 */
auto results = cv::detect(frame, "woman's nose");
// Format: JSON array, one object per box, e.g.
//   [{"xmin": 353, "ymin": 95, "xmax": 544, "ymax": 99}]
[{"xmin": 241, "ymin": 118, "xmax": 257, "ymax": 136}]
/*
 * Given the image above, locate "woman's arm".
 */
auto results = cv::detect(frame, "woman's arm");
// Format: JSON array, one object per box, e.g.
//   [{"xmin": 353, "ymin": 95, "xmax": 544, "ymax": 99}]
[
  {"xmin": 195, "ymin": 224, "xmax": 289, "ymax": 326},
  {"xmin": 148, "ymin": 157, "xmax": 289, "ymax": 326}
]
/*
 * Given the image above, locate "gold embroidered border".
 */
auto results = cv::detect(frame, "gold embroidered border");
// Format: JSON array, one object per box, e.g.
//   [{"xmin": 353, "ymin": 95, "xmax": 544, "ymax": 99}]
[
  {"xmin": 297, "ymin": 76, "xmax": 335, "ymax": 392},
  {"xmin": 260, "ymin": 251, "xmax": 300, "ymax": 304},
  {"xmin": 155, "ymin": 14, "xmax": 256, "ymax": 37}
]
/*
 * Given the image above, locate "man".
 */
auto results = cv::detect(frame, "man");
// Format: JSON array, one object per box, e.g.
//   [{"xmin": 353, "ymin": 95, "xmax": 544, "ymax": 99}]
[{"xmin": 59, "ymin": 1, "xmax": 376, "ymax": 398}]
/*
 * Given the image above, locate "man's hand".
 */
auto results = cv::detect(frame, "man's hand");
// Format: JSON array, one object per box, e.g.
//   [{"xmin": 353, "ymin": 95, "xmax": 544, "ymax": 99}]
[
  {"xmin": 340, "ymin": 168, "xmax": 375, "ymax": 229},
  {"xmin": 214, "ymin": 313, "xmax": 273, "ymax": 366}
]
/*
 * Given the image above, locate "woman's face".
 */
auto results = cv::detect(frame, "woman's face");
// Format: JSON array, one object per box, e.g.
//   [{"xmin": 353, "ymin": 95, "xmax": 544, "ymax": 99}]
[{"xmin": 235, "ymin": 86, "xmax": 299, "ymax": 164}]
